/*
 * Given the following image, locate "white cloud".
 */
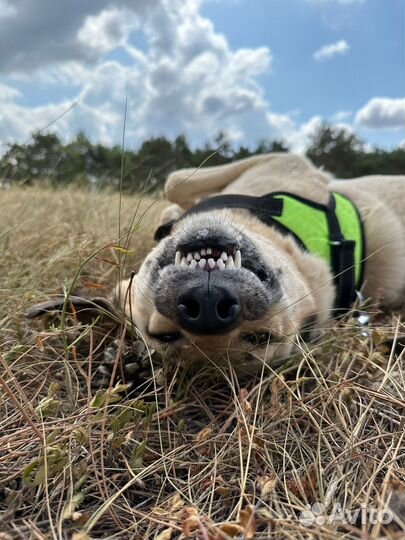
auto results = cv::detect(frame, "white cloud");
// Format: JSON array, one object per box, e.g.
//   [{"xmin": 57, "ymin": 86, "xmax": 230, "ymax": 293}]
[
  {"xmin": 355, "ymin": 97, "xmax": 405, "ymax": 130},
  {"xmin": 77, "ymin": 8, "xmax": 137, "ymax": 53},
  {"xmin": 0, "ymin": 0, "xmax": 16, "ymax": 18},
  {"xmin": 331, "ymin": 110, "xmax": 352, "ymax": 122},
  {"xmin": 0, "ymin": 0, "xmax": 325, "ymax": 154},
  {"xmin": 0, "ymin": 82, "xmax": 21, "ymax": 101},
  {"xmin": 266, "ymin": 113, "xmax": 323, "ymax": 152},
  {"xmin": 313, "ymin": 39, "xmax": 350, "ymax": 61}
]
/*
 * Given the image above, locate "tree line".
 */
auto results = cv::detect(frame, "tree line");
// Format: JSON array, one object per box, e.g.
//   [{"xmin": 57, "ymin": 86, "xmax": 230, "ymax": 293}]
[{"xmin": 1, "ymin": 125, "xmax": 403, "ymax": 193}]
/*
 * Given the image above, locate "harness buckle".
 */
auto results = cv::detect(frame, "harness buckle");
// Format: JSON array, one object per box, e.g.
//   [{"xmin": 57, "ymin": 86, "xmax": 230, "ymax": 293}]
[{"xmin": 354, "ymin": 290, "xmax": 370, "ymax": 337}]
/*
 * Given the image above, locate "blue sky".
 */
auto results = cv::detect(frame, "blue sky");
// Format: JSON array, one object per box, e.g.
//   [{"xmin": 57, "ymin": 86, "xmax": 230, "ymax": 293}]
[
  {"xmin": 0, "ymin": 0, "xmax": 403, "ymax": 153},
  {"xmin": 202, "ymin": 0, "xmax": 404, "ymax": 148}
]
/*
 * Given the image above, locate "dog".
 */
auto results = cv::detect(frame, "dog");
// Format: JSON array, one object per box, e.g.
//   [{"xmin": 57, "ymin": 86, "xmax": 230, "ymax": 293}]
[{"xmin": 116, "ymin": 153, "xmax": 405, "ymax": 372}]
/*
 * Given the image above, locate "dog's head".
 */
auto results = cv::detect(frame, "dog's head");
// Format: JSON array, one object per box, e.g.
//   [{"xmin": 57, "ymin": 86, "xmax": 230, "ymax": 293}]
[{"xmin": 118, "ymin": 210, "xmax": 317, "ymax": 371}]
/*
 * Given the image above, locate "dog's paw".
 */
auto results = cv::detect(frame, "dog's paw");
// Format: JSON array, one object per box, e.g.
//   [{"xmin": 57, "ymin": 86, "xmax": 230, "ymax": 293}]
[{"xmin": 100, "ymin": 339, "xmax": 157, "ymax": 392}]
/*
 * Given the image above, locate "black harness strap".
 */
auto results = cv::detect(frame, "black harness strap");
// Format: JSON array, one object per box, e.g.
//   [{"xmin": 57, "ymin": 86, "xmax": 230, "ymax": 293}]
[
  {"xmin": 154, "ymin": 193, "xmax": 283, "ymax": 241},
  {"xmin": 325, "ymin": 194, "xmax": 357, "ymax": 311}
]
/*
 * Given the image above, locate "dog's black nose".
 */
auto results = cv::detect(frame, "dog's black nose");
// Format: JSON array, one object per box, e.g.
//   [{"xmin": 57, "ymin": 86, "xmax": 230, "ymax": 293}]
[{"xmin": 176, "ymin": 285, "xmax": 241, "ymax": 335}]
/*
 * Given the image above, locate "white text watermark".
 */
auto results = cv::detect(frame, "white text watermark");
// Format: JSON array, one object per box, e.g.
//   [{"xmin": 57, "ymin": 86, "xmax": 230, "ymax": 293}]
[{"xmin": 298, "ymin": 502, "xmax": 393, "ymax": 527}]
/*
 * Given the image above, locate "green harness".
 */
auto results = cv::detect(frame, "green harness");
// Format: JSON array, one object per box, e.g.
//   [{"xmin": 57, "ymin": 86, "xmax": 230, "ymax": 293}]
[
  {"xmin": 269, "ymin": 192, "xmax": 365, "ymax": 295},
  {"xmin": 155, "ymin": 191, "xmax": 365, "ymax": 312}
]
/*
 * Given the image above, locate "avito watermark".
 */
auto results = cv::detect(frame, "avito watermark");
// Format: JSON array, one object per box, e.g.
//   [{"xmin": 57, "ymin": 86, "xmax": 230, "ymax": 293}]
[{"xmin": 299, "ymin": 502, "xmax": 393, "ymax": 527}]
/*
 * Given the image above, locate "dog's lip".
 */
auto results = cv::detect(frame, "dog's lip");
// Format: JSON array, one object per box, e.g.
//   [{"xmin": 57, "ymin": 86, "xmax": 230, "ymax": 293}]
[{"xmin": 176, "ymin": 238, "xmax": 238, "ymax": 256}]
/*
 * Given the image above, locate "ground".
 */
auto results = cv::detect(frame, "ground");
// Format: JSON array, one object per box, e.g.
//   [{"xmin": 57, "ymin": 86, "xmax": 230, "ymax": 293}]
[{"xmin": 0, "ymin": 185, "xmax": 404, "ymax": 539}]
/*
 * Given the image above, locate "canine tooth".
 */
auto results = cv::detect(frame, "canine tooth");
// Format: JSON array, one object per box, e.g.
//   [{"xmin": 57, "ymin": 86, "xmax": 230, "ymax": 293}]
[
  {"xmin": 226, "ymin": 256, "xmax": 235, "ymax": 269},
  {"xmin": 220, "ymin": 251, "xmax": 228, "ymax": 261},
  {"xmin": 186, "ymin": 253, "xmax": 193, "ymax": 262},
  {"xmin": 200, "ymin": 248, "xmax": 206, "ymax": 256},
  {"xmin": 175, "ymin": 251, "xmax": 181, "ymax": 266},
  {"xmin": 193, "ymin": 251, "xmax": 201, "ymax": 260},
  {"xmin": 234, "ymin": 250, "xmax": 241, "ymax": 269},
  {"xmin": 217, "ymin": 258, "xmax": 225, "ymax": 270},
  {"xmin": 207, "ymin": 258, "xmax": 215, "ymax": 269},
  {"xmin": 190, "ymin": 259, "xmax": 197, "ymax": 269},
  {"xmin": 198, "ymin": 258, "xmax": 206, "ymax": 269},
  {"xmin": 206, "ymin": 247, "xmax": 212, "ymax": 255},
  {"xmin": 181, "ymin": 257, "xmax": 187, "ymax": 267}
]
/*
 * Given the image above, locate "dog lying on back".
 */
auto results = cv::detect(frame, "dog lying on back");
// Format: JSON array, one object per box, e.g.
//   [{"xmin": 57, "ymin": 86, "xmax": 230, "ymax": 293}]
[{"xmin": 116, "ymin": 153, "xmax": 405, "ymax": 371}]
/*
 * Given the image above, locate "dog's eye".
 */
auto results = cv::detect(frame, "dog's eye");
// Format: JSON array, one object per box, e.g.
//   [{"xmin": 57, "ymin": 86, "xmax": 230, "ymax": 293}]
[
  {"xmin": 256, "ymin": 269, "xmax": 268, "ymax": 282},
  {"xmin": 241, "ymin": 331, "xmax": 271, "ymax": 345},
  {"xmin": 150, "ymin": 332, "xmax": 182, "ymax": 343}
]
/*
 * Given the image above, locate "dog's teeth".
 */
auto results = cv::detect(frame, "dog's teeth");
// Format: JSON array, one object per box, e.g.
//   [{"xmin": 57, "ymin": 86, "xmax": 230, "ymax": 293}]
[
  {"xmin": 226, "ymin": 256, "xmax": 235, "ymax": 269},
  {"xmin": 181, "ymin": 257, "xmax": 187, "ymax": 267},
  {"xmin": 234, "ymin": 250, "xmax": 241, "ymax": 269},
  {"xmin": 190, "ymin": 259, "xmax": 197, "ymax": 269},
  {"xmin": 186, "ymin": 253, "xmax": 193, "ymax": 262},
  {"xmin": 220, "ymin": 251, "xmax": 228, "ymax": 261},
  {"xmin": 193, "ymin": 251, "xmax": 201, "ymax": 260},
  {"xmin": 207, "ymin": 258, "xmax": 215, "ymax": 269},
  {"xmin": 175, "ymin": 251, "xmax": 181, "ymax": 266},
  {"xmin": 206, "ymin": 247, "xmax": 212, "ymax": 255},
  {"xmin": 198, "ymin": 258, "xmax": 206, "ymax": 269},
  {"xmin": 217, "ymin": 258, "xmax": 225, "ymax": 270},
  {"xmin": 200, "ymin": 248, "xmax": 206, "ymax": 256}
]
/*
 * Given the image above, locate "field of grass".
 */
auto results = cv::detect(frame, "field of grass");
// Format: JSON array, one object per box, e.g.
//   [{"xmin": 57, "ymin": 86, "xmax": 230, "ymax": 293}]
[{"xmin": 1, "ymin": 185, "xmax": 404, "ymax": 539}]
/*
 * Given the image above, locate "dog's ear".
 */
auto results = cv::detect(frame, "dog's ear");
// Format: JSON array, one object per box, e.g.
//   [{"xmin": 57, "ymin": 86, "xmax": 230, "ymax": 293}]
[
  {"xmin": 114, "ymin": 276, "xmax": 137, "ymax": 320},
  {"xmin": 160, "ymin": 203, "xmax": 183, "ymax": 222},
  {"xmin": 155, "ymin": 203, "xmax": 184, "ymax": 241},
  {"xmin": 26, "ymin": 295, "xmax": 119, "ymax": 322},
  {"xmin": 154, "ymin": 219, "xmax": 176, "ymax": 241}
]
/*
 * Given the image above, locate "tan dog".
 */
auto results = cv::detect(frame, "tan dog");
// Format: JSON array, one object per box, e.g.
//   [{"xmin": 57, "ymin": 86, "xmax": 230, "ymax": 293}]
[{"xmin": 116, "ymin": 154, "xmax": 405, "ymax": 371}]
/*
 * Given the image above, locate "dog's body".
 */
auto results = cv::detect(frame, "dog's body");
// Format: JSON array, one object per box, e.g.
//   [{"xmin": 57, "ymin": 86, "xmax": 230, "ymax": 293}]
[{"xmin": 117, "ymin": 154, "xmax": 405, "ymax": 371}]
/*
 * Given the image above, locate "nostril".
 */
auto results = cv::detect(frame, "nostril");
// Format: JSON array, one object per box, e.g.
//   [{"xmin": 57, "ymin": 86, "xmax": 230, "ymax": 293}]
[
  {"xmin": 180, "ymin": 298, "xmax": 200, "ymax": 319},
  {"xmin": 216, "ymin": 298, "xmax": 239, "ymax": 320},
  {"xmin": 176, "ymin": 286, "xmax": 240, "ymax": 335}
]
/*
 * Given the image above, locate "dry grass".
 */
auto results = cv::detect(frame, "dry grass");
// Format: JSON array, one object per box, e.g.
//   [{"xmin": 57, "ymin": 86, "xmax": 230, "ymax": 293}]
[{"xmin": 1, "ymin": 185, "xmax": 405, "ymax": 540}]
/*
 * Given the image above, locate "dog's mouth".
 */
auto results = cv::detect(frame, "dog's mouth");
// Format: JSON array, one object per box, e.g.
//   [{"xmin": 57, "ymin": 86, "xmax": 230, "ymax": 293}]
[
  {"xmin": 150, "ymin": 330, "xmax": 273, "ymax": 346},
  {"xmin": 169, "ymin": 238, "xmax": 269, "ymax": 283},
  {"xmin": 174, "ymin": 240, "xmax": 241, "ymax": 271}
]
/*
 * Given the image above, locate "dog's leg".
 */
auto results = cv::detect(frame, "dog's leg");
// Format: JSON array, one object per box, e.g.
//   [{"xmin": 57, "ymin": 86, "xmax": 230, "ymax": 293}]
[
  {"xmin": 164, "ymin": 153, "xmax": 332, "ymax": 208},
  {"xmin": 164, "ymin": 153, "xmax": 278, "ymax": 208}
]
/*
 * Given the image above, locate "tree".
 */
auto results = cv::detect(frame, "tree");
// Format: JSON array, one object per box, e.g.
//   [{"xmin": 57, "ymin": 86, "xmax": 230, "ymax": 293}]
[
  {"xmin": 307, "ymin": 123, "xmax": 405, "ymax": 178},
  {"xmin": 306, "ymin": 124, "xmax": 364, "ymax": 178},
  {"xmin": 256, "ymin": 139, "xmax": 289, "ymax": 154},
  {"xmin": 0, "ymin": 132, "xmax": 63, "ymax": 184},
  {"xmin": 1, "ymin": 126, "xmax": 404, "ymax": 192}
]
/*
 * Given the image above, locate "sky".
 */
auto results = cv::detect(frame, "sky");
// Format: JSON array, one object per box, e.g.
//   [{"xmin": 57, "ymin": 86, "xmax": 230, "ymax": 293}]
[{"xmin": 0, "ymin": 0, "xmax": 404, "ymax": 154}]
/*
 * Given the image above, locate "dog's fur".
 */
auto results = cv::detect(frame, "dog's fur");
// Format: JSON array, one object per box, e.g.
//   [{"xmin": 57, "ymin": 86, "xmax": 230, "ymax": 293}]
[{"xmin": 116, "ymin": 153, "xmax": 405, "ymax": 371}]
